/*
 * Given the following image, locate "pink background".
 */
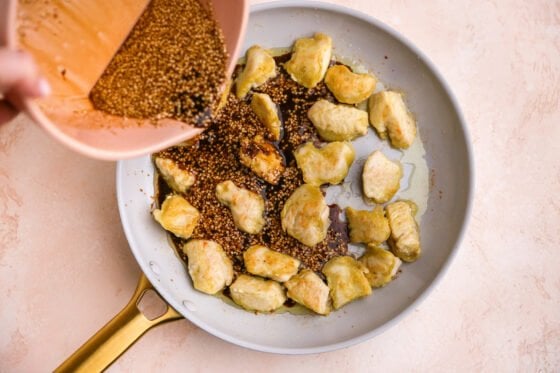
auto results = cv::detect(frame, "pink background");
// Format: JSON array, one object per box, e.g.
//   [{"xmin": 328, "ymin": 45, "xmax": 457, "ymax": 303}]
[{"xmin": 1, "ymin": 0, "xmax": 559, "ymax": 371}]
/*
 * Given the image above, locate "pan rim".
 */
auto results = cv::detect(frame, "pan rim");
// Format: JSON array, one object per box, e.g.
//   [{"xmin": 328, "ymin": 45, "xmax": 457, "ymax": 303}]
[{"xmin": 116, "ymin": 0, "xmax": 474, "ymax": 355}]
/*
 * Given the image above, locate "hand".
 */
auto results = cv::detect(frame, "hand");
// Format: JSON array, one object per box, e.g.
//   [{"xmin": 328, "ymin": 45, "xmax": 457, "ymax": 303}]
[{"xmin": 0, "ymin": 49, "xmax": 50, "ymax": 125}]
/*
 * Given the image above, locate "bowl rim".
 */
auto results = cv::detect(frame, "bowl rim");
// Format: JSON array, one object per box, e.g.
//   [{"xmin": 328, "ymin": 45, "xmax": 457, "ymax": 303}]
[
  {"xmin": 5, "ymin": 0, "xmax": 248, "ymax": 161},
  {"xmin": 117, "ymin": 0, "xmax": 475, "ymax": 355}
]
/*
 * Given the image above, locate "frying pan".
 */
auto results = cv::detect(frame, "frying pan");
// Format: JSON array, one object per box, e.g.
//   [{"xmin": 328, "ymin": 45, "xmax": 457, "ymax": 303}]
[{"xmin": 56, "ymin": 1, "xmax": 473, "ymax": 371}]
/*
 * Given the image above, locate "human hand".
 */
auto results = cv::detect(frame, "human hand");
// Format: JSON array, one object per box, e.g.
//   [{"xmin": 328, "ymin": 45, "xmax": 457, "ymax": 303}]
[{"xmin": 0, "ymin": 49, "xmax": 50, "ymax": 125}]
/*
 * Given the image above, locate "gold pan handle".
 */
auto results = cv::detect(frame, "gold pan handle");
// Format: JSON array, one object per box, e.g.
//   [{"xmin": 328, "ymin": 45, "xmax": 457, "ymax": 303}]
[{"xmin": 55, "ymin": 274, "xmax": 183, "ymax": 372}]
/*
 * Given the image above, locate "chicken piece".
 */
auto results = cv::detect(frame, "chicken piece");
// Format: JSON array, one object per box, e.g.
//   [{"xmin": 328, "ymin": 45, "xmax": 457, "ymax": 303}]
[
  {"xmin": 229, "ymin": 274, "xmax": 286, "ymax": 312},
  {"xmin": 281, "ymin": 184, "xmax": 330, "ymax": 247},
  {"xmin": 215, "ymin": 181, "xmax": 265, "ymax": 234},
  {"xmin": 216, "ymin": 79, "xmax": 232, "ymax": 113},
  {"xmin": 284, "ymin": 33, "xmax": 332, "ymax": 88},
  {"xmin": 362, "ymin": 150, "xmax": 402, "ymax": 203},
  {"xmin": 153, "ymin": 195, "xmax": 199, "ymax": 239},
  {"xmin": 235, "ymin": 45, "xmax": 277, "ymax": 99},
  {"xmin": 294, "ymin": 141, "xmax": 355, "ymax": 186},
  {"xmin": 284, "ymin": 269, "xmax": 331, "ymax": 315},
  {"xmin": 308, "ymin": 99, "xmax": 368, "ymax": 141},
  {"xmin": 359, "ymin": 245, "xmax": 402, "ymax": 288},
  {"xmin": 322, "ymin": 256, "xmax": 371, "ymax": 309},
  {"xmin": 251, "ymin": 93, "xmax": 282, "ymax": 141},
  {"xmin": 324, "ymin": 65, "xmax": 377, "ymax": 104},
  {"xmin": 368, "ymin": 91, "xmax": 417, "ymax": 149},
  {"xmin": 154, "ymin": 157, "xmax": 195, "ymax": 193},
  {"xmin": 346, "ymin": 206, "xmax": 391, "ymax": 244},
  {"xmin": 386, "ymin": 200, "xmax": 421, "ymax": 262},
  {"xmin": 239, "ymin": 135, "xmax": 285, "ymax": 185},
  {"xmin": 244, "ymin": 245, "xmax": 300, "ymax": 282},
  {"xmin": 182, "ymin": 239, "xmax": 233, "ymax": 295}
]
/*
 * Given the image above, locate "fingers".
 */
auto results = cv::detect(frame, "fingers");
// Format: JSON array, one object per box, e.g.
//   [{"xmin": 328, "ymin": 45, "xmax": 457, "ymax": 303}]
[
  {"xmin": 0, "ymin": 49, "xmax": 36, "ymax": 93},
  {"xmin": 0, "ymin": 49, "xmax": 50, "ymax": 98},
  {"xmin": 0, "ymin": 49, "xmax": 50, "ymax": 125},
  {"xmin": 0, "ymin": 101, "xmax": 18, "ymax": 124}
]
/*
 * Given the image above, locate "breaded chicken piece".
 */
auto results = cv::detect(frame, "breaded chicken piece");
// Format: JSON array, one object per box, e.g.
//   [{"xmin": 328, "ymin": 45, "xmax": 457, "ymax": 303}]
[
  {"xmin": 284, "ymin": 33, "xmax": 332, "ymax": 88},
  {"xmin": 308, "ymin": 99, "xmax": 368, "ymax": 141},
  {"xmin": 346, "ymin": 206, "xmax": 390, "ymax": 244},
  {"xmin": 235, "ymin": 45, "xmax": 277, "ymax": 99},
  {"xmin": 215, "ymin": 181, "xmax": 265, "ymax": 234},
  {"xmin": 359, "ymin": 245, "xmax": 402, "ymax": 288},
  {"xmin": 281, "ymin": 184, "xmax": 330, "ymax": 247},
  {"xmin": 182, "ymin": 239, "xmax": 233, "ymax": 295},
  {"xmin": 154, "ymin": 157, "xmax": 195, "ymax": 193},
  {"xmin": 284, "ymin": 269, "xmax": 331, "ymax": 315},
  {"xmin": 385, "ymin": 200, "xmax": 421, "ymax": 262},
  {"xmin": 244, "ymin": 245, "xmax": 300, "ymax": 282},
  {"xmin": 251, "ymin": 93, "xmax": 282, "ymax": 141},
  {"xmin": 368, "ymin": 91, "xmax": 417, "ymax": 149},
  {"xmin": 229, "ymin": 274, "xmax": 286, "ymax": 312},
  {"xmin": 153, "ymin": 195, "xmax": 199, "ymax": 239},
  {"xmin": 294, "ymin": 141, "xmax": 355, "ymax": 186},
  {"xmin": 324, "ymin": 65, "xmax": 377, "ymax": 104},
  {"xmin": 362, "ymin": 150, "xmax": 403, "ymax": 203},
  {"xmin": 239, "ymin": 135, "xmax": 285, "ymax": 185},
  {"xmin": 322, "ymin": 256, "xmax": 371, "ymax": 309}
]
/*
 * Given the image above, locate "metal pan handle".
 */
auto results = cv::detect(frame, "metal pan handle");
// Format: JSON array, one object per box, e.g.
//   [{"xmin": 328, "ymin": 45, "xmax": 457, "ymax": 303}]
[{"xmin": 55, "ymin": 274, "xmax": 183, "ymax": 372}]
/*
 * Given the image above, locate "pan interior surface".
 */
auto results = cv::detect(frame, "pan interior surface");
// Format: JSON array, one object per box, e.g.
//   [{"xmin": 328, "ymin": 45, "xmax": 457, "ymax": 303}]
[{"xmin": 117, "ymin": 1, "xmax": 472, "ymax": 354}]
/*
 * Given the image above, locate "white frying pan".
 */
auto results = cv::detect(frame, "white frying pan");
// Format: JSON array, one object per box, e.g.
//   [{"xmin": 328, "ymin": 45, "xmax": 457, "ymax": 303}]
[{"xmin": 55, "ymin": 2, "xmax": 473, "ymax": 371}]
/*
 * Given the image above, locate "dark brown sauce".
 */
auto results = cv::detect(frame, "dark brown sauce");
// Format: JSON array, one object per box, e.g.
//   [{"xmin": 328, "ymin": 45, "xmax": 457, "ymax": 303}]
[
  {"xmin": 284, "ymin": 298, "xmax": 296, "ymax": 308},
  {"xmin": 155, "ymin": 54, "xmax": 349, "ymax": 275}
]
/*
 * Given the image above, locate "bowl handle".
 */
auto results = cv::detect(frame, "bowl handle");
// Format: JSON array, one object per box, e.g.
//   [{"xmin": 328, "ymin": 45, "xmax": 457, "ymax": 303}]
[{"xmin": 54, "ymin": 274, "xmax": 183, "ymax": 372}]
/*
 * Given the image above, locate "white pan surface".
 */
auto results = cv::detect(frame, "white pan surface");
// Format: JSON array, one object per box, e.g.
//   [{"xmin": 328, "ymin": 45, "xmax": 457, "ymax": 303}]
[{"xmin": 116, "ymin": 1, "xmax": 473, "ymax": 354}]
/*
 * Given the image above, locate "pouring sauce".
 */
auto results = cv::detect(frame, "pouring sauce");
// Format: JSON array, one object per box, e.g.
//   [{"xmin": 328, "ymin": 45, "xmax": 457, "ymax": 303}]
[{"xmin": 89, "ymin": 0, "xmax": 227, "ymax": 127}]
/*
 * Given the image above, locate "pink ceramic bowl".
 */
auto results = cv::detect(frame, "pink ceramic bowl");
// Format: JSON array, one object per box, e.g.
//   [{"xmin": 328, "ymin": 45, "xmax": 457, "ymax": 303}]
[{"xmin": 0, "ymin": 0, "xmax": 248, "ymax": 160}]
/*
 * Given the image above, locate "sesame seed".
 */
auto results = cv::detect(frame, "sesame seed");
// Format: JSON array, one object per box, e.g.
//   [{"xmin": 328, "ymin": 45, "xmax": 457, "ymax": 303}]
[
  {"xmin": 156, "ymin": 54, "xmax": 348, "ymax": 274},
  {"xmin": 90, "ymin": 0, "xmax": 227, "ymax": 127}
]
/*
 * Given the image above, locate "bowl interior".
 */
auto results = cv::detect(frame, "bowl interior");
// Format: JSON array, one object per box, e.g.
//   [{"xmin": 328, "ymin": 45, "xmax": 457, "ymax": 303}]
[
  {"xmin": 117, "ymin": 2, "xmax": 472, "ymax": 353},
  {"xmin": 11, "ymin": 0, "xmax": 246, "ymax": 159}
]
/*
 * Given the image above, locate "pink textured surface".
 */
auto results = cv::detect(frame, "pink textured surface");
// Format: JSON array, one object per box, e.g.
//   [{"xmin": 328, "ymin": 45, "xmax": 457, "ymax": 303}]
[{"xmin": 1, "ymin": 0, "xmax": 559, "ymax": 371}]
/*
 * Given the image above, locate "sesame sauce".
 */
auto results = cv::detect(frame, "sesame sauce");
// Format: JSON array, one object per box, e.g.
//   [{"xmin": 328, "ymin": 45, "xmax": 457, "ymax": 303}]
[
  {"xmin": 156, "ymin": 54, "xmax": 349, "ymax": 275},
  {"xmin": 90, "ymin": 0, "xmax": 227, "ymax": 127}
]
